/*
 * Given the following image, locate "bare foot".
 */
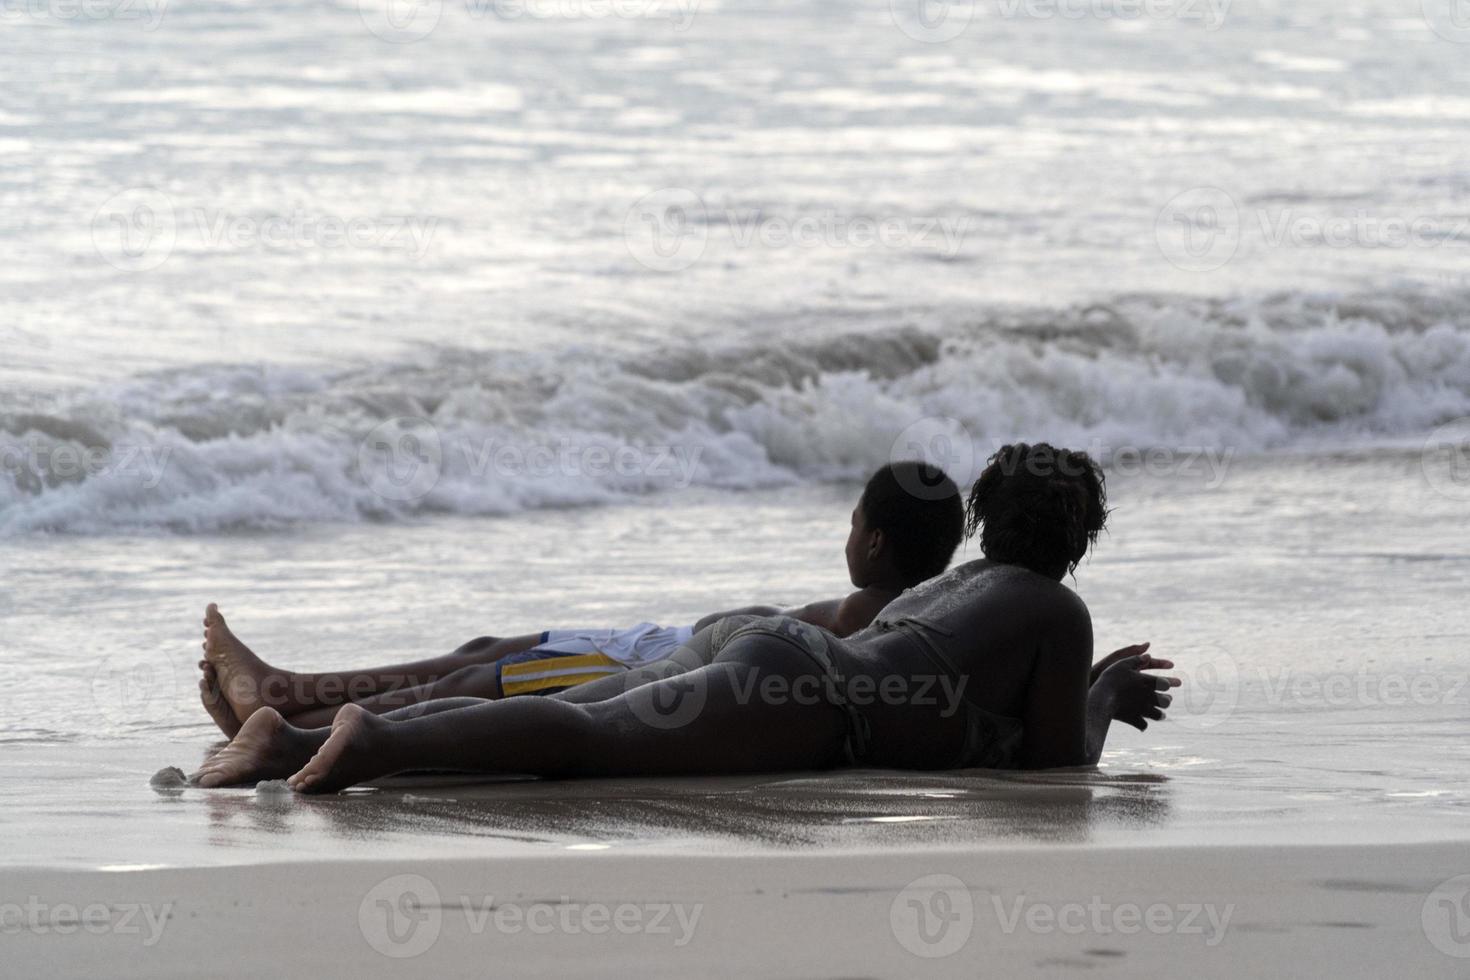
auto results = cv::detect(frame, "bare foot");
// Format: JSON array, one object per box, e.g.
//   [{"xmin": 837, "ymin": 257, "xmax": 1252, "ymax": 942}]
[
  {"xmin": 190, "ymin": 708, "xmax": 328, "ymax": 788},
  {"xmin": 202, "ymin": 603, "xmax": 285, "ymax": 724},
  {"xmin": 198, "ymin": 662, "xmax": 242, "ymax": 738},
  {"xmin": 288, "ymin": 704, "xmax": 397, "ymax": 794}
]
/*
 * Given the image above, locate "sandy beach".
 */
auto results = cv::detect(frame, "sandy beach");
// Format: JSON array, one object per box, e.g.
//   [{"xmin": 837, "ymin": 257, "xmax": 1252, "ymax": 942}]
[
  {"xmin": 5, "ymin": 741, "xmax": 1470, "ymax": 977},
  {"xmin": 6, "ymin": 809, "xmax": 1468, "ymax": 977},
  {"xmin": 6, "ymin": 0, "xmax": 1470, "ymax": 974}
]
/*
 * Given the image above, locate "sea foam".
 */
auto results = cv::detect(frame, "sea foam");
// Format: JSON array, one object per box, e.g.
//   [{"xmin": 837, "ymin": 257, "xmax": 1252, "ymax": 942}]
[{"xmin": 3, "ymin": 291, "xmax": 1468, "ymax": 534}]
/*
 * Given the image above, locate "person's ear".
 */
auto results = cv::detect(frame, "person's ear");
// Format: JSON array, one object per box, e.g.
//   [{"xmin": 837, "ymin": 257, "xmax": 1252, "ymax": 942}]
[{"xmin": 866, "ymin": 527, "xmax": 885, "ymax": 561}]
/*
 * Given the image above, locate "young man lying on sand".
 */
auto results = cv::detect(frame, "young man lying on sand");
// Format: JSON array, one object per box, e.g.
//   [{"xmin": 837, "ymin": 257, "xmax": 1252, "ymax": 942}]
[
  {"xmin": 191, "ymin": 443, "xmax": 1176, "ymax": 790},
  {"xmin": 199, "ymin": 462, "xmax": 973, "ymax": 735}
]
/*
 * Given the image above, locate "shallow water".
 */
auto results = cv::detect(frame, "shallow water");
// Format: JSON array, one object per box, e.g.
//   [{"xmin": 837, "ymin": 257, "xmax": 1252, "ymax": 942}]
[
  {"xmin": 3, "ymin": 455, "xmax": 1468, "ymax": 867},
  {"xmin": 3, "ymin": 0, "xmax": 1470, "ymax": 879}
]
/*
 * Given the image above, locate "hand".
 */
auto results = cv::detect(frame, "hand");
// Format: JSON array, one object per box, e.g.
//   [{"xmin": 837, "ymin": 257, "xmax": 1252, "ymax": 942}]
[
  {"xmin": 1091, "ymin": 642, "xmax": 1153, "ymax": 688},
  {"xmin": 1096, "ymin": 651, "xmax": 1180, "ymax": 731}
]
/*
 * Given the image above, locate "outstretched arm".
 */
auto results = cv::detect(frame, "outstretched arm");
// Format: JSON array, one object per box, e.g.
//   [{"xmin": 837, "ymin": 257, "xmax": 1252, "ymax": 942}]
[
  {"xmin": 692, "ymin": 591, "xmax": 879, "ymax": 639},
  {"xmin": 1020, "ymin": 604, "xmax": 1179, "ymax": 768},
  {"xmin": 1020, "ymin": 601, "xmax": 1096, "ymax": 768}
]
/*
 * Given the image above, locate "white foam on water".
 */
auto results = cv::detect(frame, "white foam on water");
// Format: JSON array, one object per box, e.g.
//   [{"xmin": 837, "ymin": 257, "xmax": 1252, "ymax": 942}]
[{"xmin": 2, "ymin": 291, "xmax": 1469, "ymax": 534}]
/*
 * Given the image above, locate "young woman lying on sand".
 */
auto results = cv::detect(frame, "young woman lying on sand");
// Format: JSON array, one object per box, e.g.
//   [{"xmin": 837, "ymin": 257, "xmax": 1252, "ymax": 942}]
[
  {"xmin": 197, "ymin": 462, "xmax": 974, "ymax": 735},
  {"xmin": 191, "ymin": 443, "xmax": 1177, "ymax": 791}
]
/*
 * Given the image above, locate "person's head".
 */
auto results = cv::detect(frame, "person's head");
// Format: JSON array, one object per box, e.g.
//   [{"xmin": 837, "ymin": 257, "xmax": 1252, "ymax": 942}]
[
  {"xmin": 846, "ymin": 462, "xmax": 964, "ymax": 590},
  {"xmin": 965, "ymin": 443, "xmax": 1108, "ymax": 580}
]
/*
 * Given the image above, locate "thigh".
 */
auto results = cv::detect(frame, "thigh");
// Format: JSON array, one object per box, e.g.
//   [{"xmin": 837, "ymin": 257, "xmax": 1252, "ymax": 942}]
[
  {"xmin": 450, "ymin": 634, "xmax": 543, "ymax": 665},
  {"xmin": 579, "ymin": 638, "xmax": 850, "ymax": 776},
  {"xmin": 549, "ymin": 626, "xmax": 719, "ymax": 705}
]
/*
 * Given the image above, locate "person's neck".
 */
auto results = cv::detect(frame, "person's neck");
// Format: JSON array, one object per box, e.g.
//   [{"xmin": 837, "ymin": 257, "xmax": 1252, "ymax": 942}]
[{"xmin": 862, "ymin": 573, "xmax": 908, "ymax": 598}]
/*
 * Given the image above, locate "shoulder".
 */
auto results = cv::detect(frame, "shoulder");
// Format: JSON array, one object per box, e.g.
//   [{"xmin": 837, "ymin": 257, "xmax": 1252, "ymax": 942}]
[
  {"xmin": 831, "ymin": 588, "xmax": 891, "ymax": 636},
  {"xmin": 987, "ymin": 565, "xmax": 1091, "ymax": 631}
]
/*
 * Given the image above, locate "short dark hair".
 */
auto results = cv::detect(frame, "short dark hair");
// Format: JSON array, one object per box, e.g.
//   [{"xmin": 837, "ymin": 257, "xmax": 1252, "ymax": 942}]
[
  {"xmin": 859, "ymin": 462, "xmax": 964, "ymax": 585},
  {"xmin": 965, "ymin": 443, "xmax": 1108, "ymax": 576}
]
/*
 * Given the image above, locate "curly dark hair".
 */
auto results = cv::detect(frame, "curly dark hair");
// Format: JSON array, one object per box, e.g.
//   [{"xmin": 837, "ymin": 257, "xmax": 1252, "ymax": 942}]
[{"xmin": 965, "ymin": 443, "xmax": 1108, "ymax": 576}]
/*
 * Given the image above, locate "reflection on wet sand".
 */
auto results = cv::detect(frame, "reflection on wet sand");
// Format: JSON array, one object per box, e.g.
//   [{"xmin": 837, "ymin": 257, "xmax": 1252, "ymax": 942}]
[{"xmin": 192, "ymin": 766, "xmax": 1173, "ymax": 851}]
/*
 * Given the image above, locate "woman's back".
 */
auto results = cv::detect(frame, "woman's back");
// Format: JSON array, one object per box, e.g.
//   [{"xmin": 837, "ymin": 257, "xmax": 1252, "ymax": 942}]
[{"xmin": 854, "ymin": 558, "xmax": 1090, "ymax": 720}]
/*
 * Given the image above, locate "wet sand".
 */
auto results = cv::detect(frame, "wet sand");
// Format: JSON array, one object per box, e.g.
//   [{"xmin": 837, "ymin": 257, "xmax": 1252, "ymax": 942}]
[
  {"xmin": 5, "ymin": 743, "xmax": 1470, "ymax": 977},
  {"xmin": 5, "ymin": 835, "xmax": 1467, "ymax": 978}
]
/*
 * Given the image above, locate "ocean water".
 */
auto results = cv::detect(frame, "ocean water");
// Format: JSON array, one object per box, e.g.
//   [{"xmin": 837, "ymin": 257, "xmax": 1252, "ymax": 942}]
[{"xmin": 2, "ymin": 0, "xmax": 1470, "ymax": 848}]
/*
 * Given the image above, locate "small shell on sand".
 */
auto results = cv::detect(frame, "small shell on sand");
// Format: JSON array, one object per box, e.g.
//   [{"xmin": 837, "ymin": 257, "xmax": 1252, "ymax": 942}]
[
  {"xmin": 255, "ymin": 780, "xmax": 291, "ymax": 795},
  {"xmin": 150, "ymin": 767, "xmax": 188, "ymax": 791}
]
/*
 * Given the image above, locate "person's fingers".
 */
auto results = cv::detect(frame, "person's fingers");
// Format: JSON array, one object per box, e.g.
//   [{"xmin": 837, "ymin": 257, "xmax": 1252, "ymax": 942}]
[
  {"xmin": 1133, "ymin": 718, "xmax": 1149, "ymax": 731},
  {"xmin": 1153, "ymin": 675, "xmax": 1181, "ymax": 689},
  {"xmin": 1140, "ymin": 656, "xmax": 1174, "ymax": 670},
  {"xmin": 1144, "ymin": 707, "xmax": 1165, "ymax": 721},
  {"xmin": 1155, "ymin": 692, "xmax": 1172, "ymax": 707}
]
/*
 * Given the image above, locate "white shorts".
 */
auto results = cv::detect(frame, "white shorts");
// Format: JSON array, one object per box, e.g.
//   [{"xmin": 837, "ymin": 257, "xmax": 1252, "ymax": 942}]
[{"xmin": 534, "ymin": 622, "xmax": 696, "ymax": 668}]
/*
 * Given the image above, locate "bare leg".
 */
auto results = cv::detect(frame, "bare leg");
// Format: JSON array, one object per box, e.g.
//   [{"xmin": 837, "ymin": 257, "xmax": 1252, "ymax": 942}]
[
  {"xmin": 285, "ymin": 625, "xmax": 721, "ymax": 725},
  {"xmin": 286, "ymin": 662, "xmax": 507, "ymax": 729},
  {"xmin": 200, "ymin": 603, "xmax": 540, "ymax": 723},
  {"xmin": 288, "ymin": 638, "xmax": 849, "ymax": 794},
  {"xmin": 198, "ymin": 661, "xmax": 242, "ymax": 738},
  {"xmin": 190, "ymin": 697, "xmax": 491, "ymax": 788}
]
